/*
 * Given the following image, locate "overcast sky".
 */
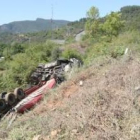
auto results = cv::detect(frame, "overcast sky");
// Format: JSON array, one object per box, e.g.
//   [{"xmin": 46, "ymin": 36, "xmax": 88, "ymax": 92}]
[{"xmin": 0, "ymin": 0, "xmax": 140, "ymax": 25}]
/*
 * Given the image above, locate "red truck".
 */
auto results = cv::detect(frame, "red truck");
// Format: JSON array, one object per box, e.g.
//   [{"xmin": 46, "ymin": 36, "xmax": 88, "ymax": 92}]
[
  {"xmin": 0, "ymin": 58, "xmax": 81, "ymax": 118},
  {"xmin": 0, "ymin": 79, "xmax": 56, "ymax": 118}
]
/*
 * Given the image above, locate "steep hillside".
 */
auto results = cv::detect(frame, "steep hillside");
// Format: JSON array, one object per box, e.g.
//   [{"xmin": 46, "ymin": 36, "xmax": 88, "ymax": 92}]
[
  {"xmin": 1, "ymin": 55, "xmax": 140, "ymax": 140},
  {"xmin": 0, "ymin": 5, "xmax": 140, "ymax": 140},
  {"xmin": 0, "ymin": 18, "xmax": 69, "ymax": 34}
]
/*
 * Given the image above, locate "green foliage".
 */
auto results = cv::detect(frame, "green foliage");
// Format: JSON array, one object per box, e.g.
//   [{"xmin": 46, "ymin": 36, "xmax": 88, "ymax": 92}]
[
  {"xmin": 65, "ymin": 36, "xmax": 75, "ymax": 44},
  {"xmin": 84, "ymin": 29, "xmax": 140, "ymax": 65},
  {"xmin": 121, "ymin": 6, "xmax": 140, "ymax": 31},
  {"xmin": 85, "ymin": 6, "xmax": 124, "ymax": 42},
  {"xmin": 110, "ymin": 46, "xmax": 125, "ymax": 58},
  {"xmin": 11, "ymin": 43, "xmax": 25, "ymax": 55},
  {"xmin": 85, "ymin": 20, "xmax": 101, "ymax": 39},
  {"xmin": 101, "ymin": 12, "xmax": 125, "ymax": 39},
  {"xmin": 3, "ymin": 48, "xmax": 12, "ymax": 60},
  {"xmin": 67, "ymin": 18, "xmax": 86, "ymax": 32},
  {"xmin": 0, "ymin": 41, "xmax": 58, "ymax": 91},
  {"xmin": 0, "ymin": 43, "xmax": 8, "ymax": 57},
  {"xmin": 62, "ymin": 48, "xmax": 82, "ymax": 61},
  {"xmin": 85, "ymin": 6, "xmax": 101, "ymax": 39},
  {"xmin": 86, "ymin": 6, "xmax": 99, "ymax": 20},
  {"xmin": 51, "ymin": 47, "xmax": 61, "ymax": 61},
  {"xmin": 0, "ymin": 17, "xmax": 87, "ymax": 45},
  {"xmin": 0, "ymin": 6, "xmax": 140, "ymax": 92},
  {"xmin": 2, "ymin": 43, "xmax": 25, "ymax": 60},
  {"xmin": 84, "ymin": 40, "xmax": 126, "ymax": 64}
]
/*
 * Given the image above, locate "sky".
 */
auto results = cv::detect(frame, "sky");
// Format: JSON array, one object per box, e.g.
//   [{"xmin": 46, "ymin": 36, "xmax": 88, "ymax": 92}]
[{"xmin": 0, "ymin": 0, "xmax": 140, "ymax": 25}]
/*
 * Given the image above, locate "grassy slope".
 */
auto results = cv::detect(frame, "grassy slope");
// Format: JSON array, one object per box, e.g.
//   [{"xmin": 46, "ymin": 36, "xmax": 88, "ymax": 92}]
[
  {"xmin": 1, "ymin": 6, "xmax": 140, "ymax": 140},
  {"xmin": 1, "ymin": 30, "xmax": 140, "ymax": 139},
  {"xmin": 1, "ymin": 53, "xmax": 140, "ymax": 140}
]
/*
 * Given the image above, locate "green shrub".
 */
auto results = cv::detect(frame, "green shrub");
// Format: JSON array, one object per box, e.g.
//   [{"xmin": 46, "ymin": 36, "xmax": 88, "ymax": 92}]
[
  {"xmin": 110, "ymin": 46, "xmax": 125, "ymax": 58},
  {"xmin": 0, "ymin": 41, "xmax": 58, "ymax": 91},
  {"xmin": 65, "ymin": 36, "xmax": 75, "ymax": 44},
  {"xmin": 84, "ymin": 41, "xmax": 126, "ymax": 64},
  {"xmin": 51, "ymin": 47, "xmax": 61, "ymax": 61},
  {"xmin": 62, "ymin": 48, "xmax": 82, "ymax": 61}
]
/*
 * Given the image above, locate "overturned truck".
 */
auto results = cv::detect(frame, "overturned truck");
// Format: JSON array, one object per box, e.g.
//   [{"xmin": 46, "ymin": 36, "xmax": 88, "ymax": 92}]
[
  {"xmin": 0, "ymin": 58, "xmax": 81, "ymax": 118},
  {"xmin": 29, "ymin": 58, "xmax": 81, "ymax": 85}
]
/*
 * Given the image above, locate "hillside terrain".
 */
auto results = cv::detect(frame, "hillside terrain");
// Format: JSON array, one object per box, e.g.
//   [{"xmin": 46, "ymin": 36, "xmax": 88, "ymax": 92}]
[
  {"xmin": 0, "ymin": 5, "xmax": 140, "ymax": 140},
  {"xmin": 1, "ymin": 55, "xmax": 140, "ymax": 140},
  {"xmin": 0, "ymin": 18, "xmax": 86, "ymax": 44},
  {"xmin": 0, "ymin": 18, "xmax": 69, "ymax": 34},
  {"xmin": 1, "ymin": 5, "xmax": 140, "ymax": 45}
]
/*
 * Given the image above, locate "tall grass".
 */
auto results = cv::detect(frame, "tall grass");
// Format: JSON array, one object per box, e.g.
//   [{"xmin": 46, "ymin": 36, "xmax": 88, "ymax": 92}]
[{"xmin": 84, "ymin": 30, "xmax": 140, "ymax": 65}]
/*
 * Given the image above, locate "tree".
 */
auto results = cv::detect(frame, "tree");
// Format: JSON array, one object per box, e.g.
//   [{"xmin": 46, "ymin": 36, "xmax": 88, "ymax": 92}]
[
  {"xmin": 86, "ymin": 6, "xmax": 99, "ymax": 20},
  {"xmin": 85, "ymin": 6, "xmax": 100, "ymax": 38},
  {"xmin": 85, "ymin": 7, "xmax": 124, "ymax": 41},
  {"xmin": 101, "ymin": 12, "xmax": 124, "ymax": 39},
  {"xmin": 11, "ymin": 43, "xmax": 24, "ymax": 55},
  {"xmin": 121, "ymin": 6, "xmax": 140, "ymax": 31},
  {"xmin": 0, "ymin": 43, "xmax": 8, "ymax": 57}
]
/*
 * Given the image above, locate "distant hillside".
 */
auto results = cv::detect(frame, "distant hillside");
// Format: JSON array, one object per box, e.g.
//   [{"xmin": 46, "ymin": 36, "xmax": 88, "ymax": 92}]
[
  {"xmin": 121, "ymin": 5, "xmax": 140, "ymax": 30},
  {"xmin": 0, "ymin": 18, "xmax": 86, "ymax": 44},
  {"xmin": 0, "ymin": 18, "xmax": 70, "ymax": 34},
  {"xmin": 1, "ymin": 5, "xmax": 140, "ymax": 44}
]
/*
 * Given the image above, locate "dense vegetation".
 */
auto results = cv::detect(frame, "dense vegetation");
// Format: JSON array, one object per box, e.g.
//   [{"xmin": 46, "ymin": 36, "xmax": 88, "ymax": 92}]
[
  {"xmin": 0, "ymin": 5, "xmax": 140, "ymax": 95},
  {"xmin": 121, "ymin": 5, "xmax": 140, "ymax": 31},
  {"xmin": 1, "ymin": 5, "xmax": 140, "ymax": 140}
]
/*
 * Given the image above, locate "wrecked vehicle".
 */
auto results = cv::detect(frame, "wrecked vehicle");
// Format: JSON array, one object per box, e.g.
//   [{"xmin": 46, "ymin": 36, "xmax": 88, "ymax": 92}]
[
  {"xmin": 29, "ymin": 58, "xmax": 82, "ymax": 85},
  {"xmin": 0, "ymin": 58, "xmax": 81, "ymax": 118}
]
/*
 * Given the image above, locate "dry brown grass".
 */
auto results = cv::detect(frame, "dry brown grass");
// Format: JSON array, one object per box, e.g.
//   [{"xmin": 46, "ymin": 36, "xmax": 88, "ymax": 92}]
[{"xmin": 0, "ymin": 55, "xmax": 140, "ymax": 140}]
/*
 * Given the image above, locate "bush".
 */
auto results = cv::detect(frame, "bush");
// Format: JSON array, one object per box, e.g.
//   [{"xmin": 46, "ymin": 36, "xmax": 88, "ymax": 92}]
[
  {"xmin": 65, "ymin": 36, "xmax": 75, "ymax": 44},
  {"xmin": 62, "ymin": 48, "xmax": 82, "ymax": 61},
  {"xmin": 84, "ymin": 41, "xmax": 126, "ymax": 64},
  {"xmin": 110, "ymin": 46, "xmax": 125, "ymax": 58},
  {"xmin": 0, "ymin": 41, "xmax": 58, "ymax": 91},
  {"xmin": 51, "ymin": 47, "xmax": 61, "ymax": 61}
]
